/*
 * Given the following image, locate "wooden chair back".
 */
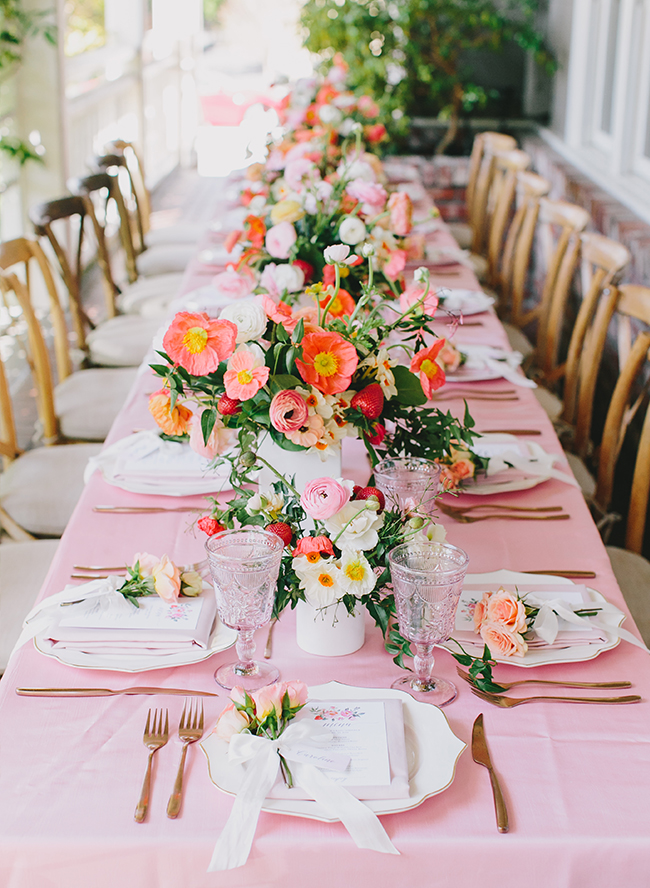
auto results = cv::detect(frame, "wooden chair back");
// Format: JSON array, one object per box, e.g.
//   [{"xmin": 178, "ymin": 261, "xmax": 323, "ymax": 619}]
[
  {"xmin": 486, "ymin": 148, "xmax": 531, "ymax": 287},
  {"xmin": 561, "ymin": 234, "xmax": 631, "ymax": 450},
  {"xmin": 94, "ymin": 153, "xmax": 144, "ymax": 278},
  {"xmin": 0, "ymin": 269, "xmax": 59, "ymax": 446},
  {"xmin": 499, "ymin": 171, "xmax": 551, "ymax": 317},
  {"xmin": 593, "ymin": 285, "xmax": 650, "ymax": 552},
  {"xmin": 105, "ymin": 140, "xmax": 151, "ymax": 240},
  {"xmin": 0, "ymin": 237, "xmax": 73, "ymax": 385},
  {"xmin": 469, "ymin": 131, "xmax": 518, "ymax": 255}
]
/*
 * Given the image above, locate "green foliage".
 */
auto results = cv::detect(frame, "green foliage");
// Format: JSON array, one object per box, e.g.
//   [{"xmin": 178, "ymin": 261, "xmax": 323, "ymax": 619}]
[
  {"xmin": 0, "ymin": 0, "xmax": 56, "ymax": 70},
  {"xmin": 0, "ymin": 135, "xmax": 43, "ymax": 165},
  {"xmin": 301, "ymin": 0, "xmax": 556, "ymax": 151},
  {"xmin": 203, "ymin": 0, "xmax": 226, "ymax": 28}
]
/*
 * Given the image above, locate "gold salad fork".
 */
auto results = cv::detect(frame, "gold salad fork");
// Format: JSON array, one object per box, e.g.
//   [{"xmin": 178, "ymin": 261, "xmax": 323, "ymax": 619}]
[
  {"xmin": 439, "ymin": 501, "xmax": 563, "ymax": 516},
  {"xmin": 166, "ymin": 699, "xmax": 205, "ymax": 818},
  {"xmin": 470, "ymin": 687, "xmax": 641, "ymax": 707},
  {"xmin": 134, "ymin": 708, "xmax": 169, "ymax": 823},
  {"xmin": 456, "ymin": 667, "xmax": 632, "ymax": 691}
]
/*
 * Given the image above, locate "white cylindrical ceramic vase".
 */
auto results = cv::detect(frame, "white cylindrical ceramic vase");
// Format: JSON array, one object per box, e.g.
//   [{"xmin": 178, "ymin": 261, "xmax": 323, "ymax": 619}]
[
  {"xmin": 257, "ymin": 436, "xmax": 342, "ymax": 494},
  {"xmin": 295, "ymin": 599, "xmax": 365, "ymax": 656}
]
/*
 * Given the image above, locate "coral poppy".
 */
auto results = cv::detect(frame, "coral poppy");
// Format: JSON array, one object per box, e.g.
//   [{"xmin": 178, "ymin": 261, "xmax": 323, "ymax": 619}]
[
  {"xmin": 318, "ymin": 287, "xmax": 356, "ymax": 319},
  {"xmin": 295, "ymin": 330, "xmax": 359, "ymax": 395},
  {"xmin": 410, "ymin": 339, "xmax": 447, "ymax": 398},
  {"xmin": 163, "ymin": 312, "xmax": 237, "ymax": 376},
  {"xmin": 223, "ymin": 346, "xmax": 270, "ymax": 401},
  {"xmin": 245, "ymin": 215, "xmax": 266, "ymax": 249},
  {"xmin": 148, "ymin": 389, "xmax": 193, "ymax": 436}
]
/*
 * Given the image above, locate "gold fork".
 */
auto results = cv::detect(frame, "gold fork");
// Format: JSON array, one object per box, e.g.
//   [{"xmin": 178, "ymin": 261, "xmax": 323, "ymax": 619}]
[
  {"xmin": 439, "ymin": 501, "xmax": 563, "ymax": 515},
  {"xmin": 135, "ymin": 708, "xmax": 169, "ymax": 822},
  {"xmin": 470, "ymin": 687, "xmax": 641, "ymax": 707},
  {"xmin": 456, "ymin": 667, "xmax": 632, "ymax": 691},
  {"xmin": 441, "ymin": 510, "xmax": 569, "ymax": 524},
  {"xmin": 166, "ymin": 699, "xmax": 205, "ymax": 818}
]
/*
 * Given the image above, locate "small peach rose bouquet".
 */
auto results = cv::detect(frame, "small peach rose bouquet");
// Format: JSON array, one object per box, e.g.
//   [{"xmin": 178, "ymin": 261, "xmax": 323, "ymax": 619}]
[
  {"xmin": 118, "ymin": 553, "xmax": 204, "ymax": 607},
  {"xmin": 435, "ymin": 445, "xmax": 488, "ymax": 492},
  {"xmin": 472, "ymin": 587, "xmax": 529, "ymax": 658}
]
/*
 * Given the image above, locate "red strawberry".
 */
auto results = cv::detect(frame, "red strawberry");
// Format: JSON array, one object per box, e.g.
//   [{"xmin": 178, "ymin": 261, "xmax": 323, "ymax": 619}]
[
  {"xmin": 293, "ymin": 259, "xmax": 314, "ymax": 284},
  {"xmin": 352, "ymin": 485, "xmax": 363, "ymax": 497},
  {"xmin": 218, "ymin": 395, "xmax": 242, "ymax": 416},
  {"xmin": 198, "ymin": 516, "xmax": 225, "ymax": 536},
  {"xmin": 266, "ymin": 522, "xmax": 293, "ymax": 547},
  {"xmin": 354, "ymin": 486, "xmax": 385, "ymax": 512},
  {"xmin": 364, "ymin": 422, "xmax": 386, "ymax": 446},
  {"xmin": 351, "ymin": 384, "xmax": 384, "ymax": 420}
]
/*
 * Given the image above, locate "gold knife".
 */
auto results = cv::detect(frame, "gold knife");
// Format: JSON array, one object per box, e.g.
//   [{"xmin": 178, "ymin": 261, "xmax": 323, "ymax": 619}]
[
  {"xmin": 16, "ymin": 687, "xmax": 220, "ymax": 697},
  {"xmin": 522, "ymin": 570, "xmax": 596, "ymax": 579},
  {"xmin": 472, "ymin": 713, "xmax": 509, "ymax": 833}
]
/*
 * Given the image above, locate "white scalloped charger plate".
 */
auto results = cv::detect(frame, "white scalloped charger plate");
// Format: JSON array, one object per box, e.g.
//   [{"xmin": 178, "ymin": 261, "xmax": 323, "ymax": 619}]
[
  {"xmin": 438, "ymin": 289, "xmax": 496, "ymax": 316},
  {"xmin": 201, "ymin": 680, "xmax": 466, "ymax": 821},
  {"xmin": 445, "ymin": 570, "xmax": 624, "ymax": 667}
]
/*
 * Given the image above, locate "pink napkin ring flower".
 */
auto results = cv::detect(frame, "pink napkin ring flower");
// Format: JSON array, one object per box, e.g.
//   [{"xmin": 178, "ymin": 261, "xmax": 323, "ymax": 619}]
[
  {"xmin": 323, "ymin": 244, "xmax": 359, "ymax": 266},
  {"xmin": 224, "ymin": 346, "xmax": 270, "ymax": 401},
  {"xmin": 295, "ymin": 330, "xmax": 359, "ymax": 395},
  {"xmin": 163, "ymin": 312, "xmax": 237, "ymax": 375},
  {"xmin": 282, "ymin": 680, "xmax": 309, "ymax": 708},
  {"xmin": 270, "ymin": 389, "xmax": 309, "ymax": 433},
  {"xmin": 151, "ymin": 554, "xmax": 182, "ymax": 603},
  {"xmin": 486, "ymin": 589, "xmax": 527, "ymax": 633},
  {"xmin": 132, "ymin": 552, "xmax": 159, "ymax": 578},
  {"xmin": 410, "ymin": 339, "xmax": 447, "ymax": 398},
  {"xmin": 265, "ymin": 221, "xmax": 297, "ymax": 259},
  {"xmin": 480, "ymin": 622, "xmax": 528, "ymax": 658},
  {"xmin": 301, "ymin": 477, "xmax": 351, "ymax": 520}
]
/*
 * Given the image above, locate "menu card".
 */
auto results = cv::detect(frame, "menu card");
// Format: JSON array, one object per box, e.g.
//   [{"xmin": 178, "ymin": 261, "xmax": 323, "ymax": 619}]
[{"xmin": 269, "ymin": 698, "xmax": 410, "ymax": 801}]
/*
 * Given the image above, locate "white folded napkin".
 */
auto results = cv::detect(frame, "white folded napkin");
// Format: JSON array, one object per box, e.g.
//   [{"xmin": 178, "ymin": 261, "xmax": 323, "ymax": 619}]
[
  {"xmin": 455, "ymin": 344, "xmax": 537, "ymax": 388},
  {"xmin": 85, "ymin": 430, "xmax": 232, "ymax": 496}
]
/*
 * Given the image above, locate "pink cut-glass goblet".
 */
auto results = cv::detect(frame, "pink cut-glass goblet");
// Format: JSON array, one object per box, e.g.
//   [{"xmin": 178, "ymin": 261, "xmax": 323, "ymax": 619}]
[
  {"xmin": 374, "ymin": 457, "xmax": 441, "ymax": 514},
  {"xmin": 388, "ymin": 541, "xmax": 469, "ymax": 706},
  {"xmin": 205, "ymin": 528, "xmax": 284, "ymax": 691}
]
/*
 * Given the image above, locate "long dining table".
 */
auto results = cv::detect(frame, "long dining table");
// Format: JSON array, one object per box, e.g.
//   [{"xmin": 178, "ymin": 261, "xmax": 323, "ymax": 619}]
[{"xmin": 1, "ymin": 162, "xmax": 649, "ymax": 888}]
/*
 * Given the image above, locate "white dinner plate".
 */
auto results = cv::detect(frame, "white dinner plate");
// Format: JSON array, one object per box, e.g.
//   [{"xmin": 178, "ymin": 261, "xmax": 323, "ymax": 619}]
[
  {"xmin": 169, "ymin": 285, "xmax": 237, "ymax": 315},
  {"xmin": 197, "ymin": 247, "xmax": 241, "ymax": 266},
  {"xmin": 452, "ymin": 434, "xmax": 552, "ymax": 495},
  {"xmin": 437, "ymin": 289, "xmax": 495, "ymax": 316},
  {"xmin": 201, "ymin": 680, "xmax": 466, "ymax": 821},
  {"xmin": 34, "ymin": 616, "xmax": 237, "ymax": 673},
  {"xmin": 446, "ymin": 570, "xmax": 623, "ymax": 667}
]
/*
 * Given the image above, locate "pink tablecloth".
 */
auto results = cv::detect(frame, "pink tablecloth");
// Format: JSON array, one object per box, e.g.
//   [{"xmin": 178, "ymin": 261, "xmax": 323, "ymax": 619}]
[{"xmin": 1, "ymin": 171, "xmax": 649, "ymax": 888}]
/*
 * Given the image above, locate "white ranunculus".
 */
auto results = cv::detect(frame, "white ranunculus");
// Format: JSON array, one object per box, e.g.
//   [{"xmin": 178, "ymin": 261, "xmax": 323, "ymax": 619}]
[
  {"xmin": 274, "ymin": 263, "xmax": 305, "ymax": 293},
  {"xmin": 338, "ymin": 118, "xmax": 357, "ymax": 137},
  {"xmin": 324, "ymin": 501, "xmax": 384, "ymax": 551},
  {"xmin": 219, "ymin": 300, "xmax": 268, "ymax": 343},
  {"xmin": 339, "ymin": 216, "xmax": 367, "ymax": 246},
  {"xmin": 319, "ymin": 104, "xmax": 342, "ymax": 126}
]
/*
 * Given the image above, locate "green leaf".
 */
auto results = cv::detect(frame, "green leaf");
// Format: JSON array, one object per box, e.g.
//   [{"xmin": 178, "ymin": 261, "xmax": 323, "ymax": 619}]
[
  {"xmin": 201, "ymin": 407, "xmax": 217, "ymax": 445},
  {"xmin": 269, "ymin": 374, "xmax": 303, "ymax": 394},
  {"xmin": 269, "ymin": 426, "xmax": 309, "ymax": 452},
  {"xmin": 392, "ymin": 364, "xmax": 427, "ymax": 406}
]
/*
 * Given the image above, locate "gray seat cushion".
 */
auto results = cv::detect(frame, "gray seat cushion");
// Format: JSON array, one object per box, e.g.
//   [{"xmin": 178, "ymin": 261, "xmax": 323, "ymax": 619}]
[
  {"xmin": 87, "ymin": 315, "xmax": 161, "ymax": 367},
  {"xmin": 447, "ymin": 222, "xmax": 472, "ymax": 250},
  {"xmin": 0, "ymin": 443, "xmax": 101, "ymax": 536},
  {"xmin": 54, "ymin": 367, "xmax": 138, "ymax": 440},
  {"xmin": 0, "ymin": 538, "xmax": 59, "ymax": 671},
  {"xmin": 606, "ymin": 546, "xmax": 650, "ymax": 646},
  {"xmin": 116, "ymin": 273, "xmax": 184, "ymax": 316},
  {"xmin": 136, "ymin": 244, "xmax": 195, "ymax": 277},
  {"xmin": 503, "ymin": 322, "xmax": 534, "ymax": 358},
  {"xmin": 565, "ymin": 451, "xmax": 596, "ymax": 498},
  {"xmin": 534, "ymin": 385, "xmax": 563, "ymax": 421}
]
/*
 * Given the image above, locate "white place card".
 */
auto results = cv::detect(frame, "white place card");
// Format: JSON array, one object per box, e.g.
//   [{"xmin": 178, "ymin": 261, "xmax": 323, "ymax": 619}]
[{"xmin": 58, "ymin": 595, "xmax": 204, "ymax": 631}]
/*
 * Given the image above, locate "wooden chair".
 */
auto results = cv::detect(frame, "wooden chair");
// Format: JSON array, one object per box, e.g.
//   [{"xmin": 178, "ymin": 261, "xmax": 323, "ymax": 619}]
[
  {"xmin": 0, "ymin": 237, "xmax": 137, "ymax": 442},
  {"xmin": 485, "ymin": 149, "xmax": 532, "ymax": 289},
  {"xmin": 469, "ymin": 132, "xmax": 519, "ymax": 257},
  {"xmin": 0, "ymin": 270, "xmax": 101, "ymax": 539},
  {"xmin": 94, "ymin": 152, "xmax": 195, "ymax": 280},
  {"xmin": 30, "ymin": 192, "xmax": 161, "ymax": 368},
  {"xmin": 71, "ymin": 172, "xmax": 184, "ymax": 317}
]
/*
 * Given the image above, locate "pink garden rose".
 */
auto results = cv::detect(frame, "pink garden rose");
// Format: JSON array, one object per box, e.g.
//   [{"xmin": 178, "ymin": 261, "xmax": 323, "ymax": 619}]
[
  {"xmin": 133, "ymin": 552, "xmax": 159, "ymax": 578},
  {"xmin": 214, "ymin": 702, "xmax": 251, "ymax": 741},
  {"xmin": 388, "ymin": 191, "xmax": 413, "ymax": 236},
  {"xmin": 265, "ymin": 221, "xmax": 297, "ymax": 259},
  {"xmin": 151, "ymin": 555, "xmax": 181, "ymax": 603},
  {"xmin": 301, "ymin": 477, "xmax": 351, "ymax": 520},
  {"xmin": 211, "ymin": 266, "xmax": 255, "ymax": 300},
  {"xmin": 473, "ymin": 591, "xmax": 492, "ymax": 632},
  {"xmin": 282, "ymin": 680, "xmax": 309, "ymax": 708},
  {"xmin": 485, "ymin": 589, "xmax": 527, "ymax": 633},
  {"xmin": 480, "ymin": 622, "xmax": 528, "ymax": 658},
  {"xmin": 253, "ymin": 683, "xmax": 285, "ymax": 720},
  {"xmin": 270, "ymin": 389, "xmax": 309, "ymax": 433}
]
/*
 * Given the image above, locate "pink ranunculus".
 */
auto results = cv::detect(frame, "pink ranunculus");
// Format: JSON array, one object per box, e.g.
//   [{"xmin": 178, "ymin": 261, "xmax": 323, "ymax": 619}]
[
  {"xmin": 265, "ymin": 221, "xmax": 297, "ymax": 259},
  {"xmin": 388, "ymin": 191, "xmax": 413, "ymax": 236},
  {"xmin": 480, "ymin": 622, "xmax": 528, "ymax": 658},
  {"xmin": 188, "ymin": 411, "xmax": 234, "ymax": 459},
  {"xmin": 345, "ymin": 179, "xmax": 387, "ymax": 215},
  {"xmin": 486, "ymin": 589, "xmax": 527, "ymax": 633},
  {"xmin": 270, "ymin": 389, "xmax": 309, "ymax": 433},
  {"xmin": 282, "ymin": 680, "xmax": 309, "ymax": 708},
  {"xmin": 133, "ymin": 552, "xmax": 159, "ymax": 578},
  {"xmin": 473, "ymin": 591, "xmax": 493, "ymax": 632},
  {"xmin": 399, "ymin": 283, "xmax": 439, "ymax": 317},
  {"xmin": 151, "ymin": 554, "xmax": 181, "ymax": 603},
  {"xmin": 214, "ymin": 702, "xmax": 251, "ymax": 741},
  {"xmin": 301, "ymin": 477, "xmax": 351, "ymax": 520},
  {"xmin": 384, "ymin": 249, "xmax": 407, "ymax": 281},
  {"xmin": 211, "ymin": 266, "xmax": 255, "ymax": 300}
]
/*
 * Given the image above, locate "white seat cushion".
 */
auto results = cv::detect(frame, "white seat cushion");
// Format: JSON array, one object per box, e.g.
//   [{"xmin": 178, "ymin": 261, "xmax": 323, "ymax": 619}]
[
  {"xmin": 87, "ymin": 315, "xmax": 161, "ymax": 367},
  {"xmin": 447, "ymin": 222, "xmax": 472, "ymax": 250},
  {"xmin": 145, "ymin": 223, "xmax": 204, "ymax": 247},
  {"xmin": 116, "ymin": 273, "xmax": 184, "ymax": 315},
  {"xmin": 0, "ymin": 538, "xmax": 59, "ymax": 671},
  {"xmin": 136, "ymin": 245, "xmax": 195, "ymax": 277},
  {"xmin": 565, "ymin": 451, "xmax": 596, "ymax": 498},
  {"xmin": 467, "ymin": 251, "xmax": 488, "ymax": 282},
  {"xmin": 54, "ymin": 367, "xmax": 138, "ymax": 440},
  {"xmin": 606, "ymin": 546, "xmax": 650, "ymax": 646},
  {"xmin": 0, "ymin": 443, "xmax": 101, "ymax": 536},
  {"xmin": 534, "ymin": 385, "xmax": 563, "ymax": 421},
  {"xmin": 503, "ymin": 322, "xmax": 534, "ymax": 358}
]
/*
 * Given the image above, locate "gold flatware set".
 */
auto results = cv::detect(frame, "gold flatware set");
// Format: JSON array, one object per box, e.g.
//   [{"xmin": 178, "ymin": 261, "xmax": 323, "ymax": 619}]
[
  {"xmin": 438, "ymin": 500, "xmax": 570, "ymax": 523},
  {"xmin": 16, "ymin": 686, "xmax": 220, "ymax": 698},
  {"xmin": 134, "ymin": 700, "xmax": 205, "ymax": 823},
  {"xmin": 471, "ymin": 687, "xmax": 641, "ymax": 707}
]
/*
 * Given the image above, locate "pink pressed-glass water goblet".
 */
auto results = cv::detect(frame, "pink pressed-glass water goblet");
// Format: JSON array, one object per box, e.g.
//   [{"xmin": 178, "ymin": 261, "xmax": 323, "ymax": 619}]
[
  {"xmin": 388, "ymin": 541, "xmax": 469, "ymax": 706},
  {"xmin": 205, "ymin": 528, "xmax": 284, "ymax": 691},
  {"xmin": 374, "ymin": 457, "xmax": 441, "ymax": 514}
]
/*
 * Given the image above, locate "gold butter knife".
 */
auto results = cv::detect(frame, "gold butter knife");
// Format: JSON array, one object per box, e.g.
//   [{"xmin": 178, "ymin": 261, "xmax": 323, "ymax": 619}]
[
  {"xmin": 472, "ymin": 713, "xmax": 509, "ymax": 833},
  {"xmin": 16, "ymin": 687, "xmax": 220, "ymax": 697},
  {"xmin": 522, "ymin": 570, "xmax": 596, "ymax": 578}
]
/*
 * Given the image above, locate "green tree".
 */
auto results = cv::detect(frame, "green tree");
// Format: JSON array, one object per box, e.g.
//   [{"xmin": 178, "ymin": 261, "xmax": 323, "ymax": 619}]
[{"xmin": 301, "ymin": 0, "xmax": 556, "ymax": 153}]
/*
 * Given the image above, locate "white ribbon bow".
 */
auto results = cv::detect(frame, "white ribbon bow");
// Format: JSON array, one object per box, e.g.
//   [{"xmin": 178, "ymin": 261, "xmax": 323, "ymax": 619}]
[
  {"xmin": 207, "ymin": 720, "xmax": 399, "ymax": 871},
  {"xmin": 527, "ymin": 594, "xmax": 649, "ymax": 652}
]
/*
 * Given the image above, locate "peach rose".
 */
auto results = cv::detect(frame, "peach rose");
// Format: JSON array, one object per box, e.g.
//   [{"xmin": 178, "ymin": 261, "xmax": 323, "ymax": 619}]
[
  {"xmin": 486, "ymin": 589, "xmax": 527, "ymax": 633},
  {"xmin": 451, "ymin": 458, "xmax": 475, "ymax": 481},
  {"xmin": 282, "ymin": 680, "xmax": 309, "ymax": 708},
  {"xmin": 214, "ymin": 702, "xmax": 251, "ymax": 741},
  {"xmin": 480, "ymin": 622, "xmax": 528, "ymax": 658},
  {"xmin": 437, "ymin": 343, "xmax": 462, "ymax": 373},
  {"xmin": 133, "ymin": 552, "xmax": 159, "ymax": 578},
  {"xmin": 253, "ymin": 683, "xmax": 284, "ymax": 720},
  {"xmin": 188, "ymin": 411, "xmax": 234, "ymax": 459},
  {"xmin": 473, "ymin": 591, "xmax": 493, "ymax": 632},
  {"xmin": 151, "ymin": 555, "xmax": 181, "ymax": 603}
]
